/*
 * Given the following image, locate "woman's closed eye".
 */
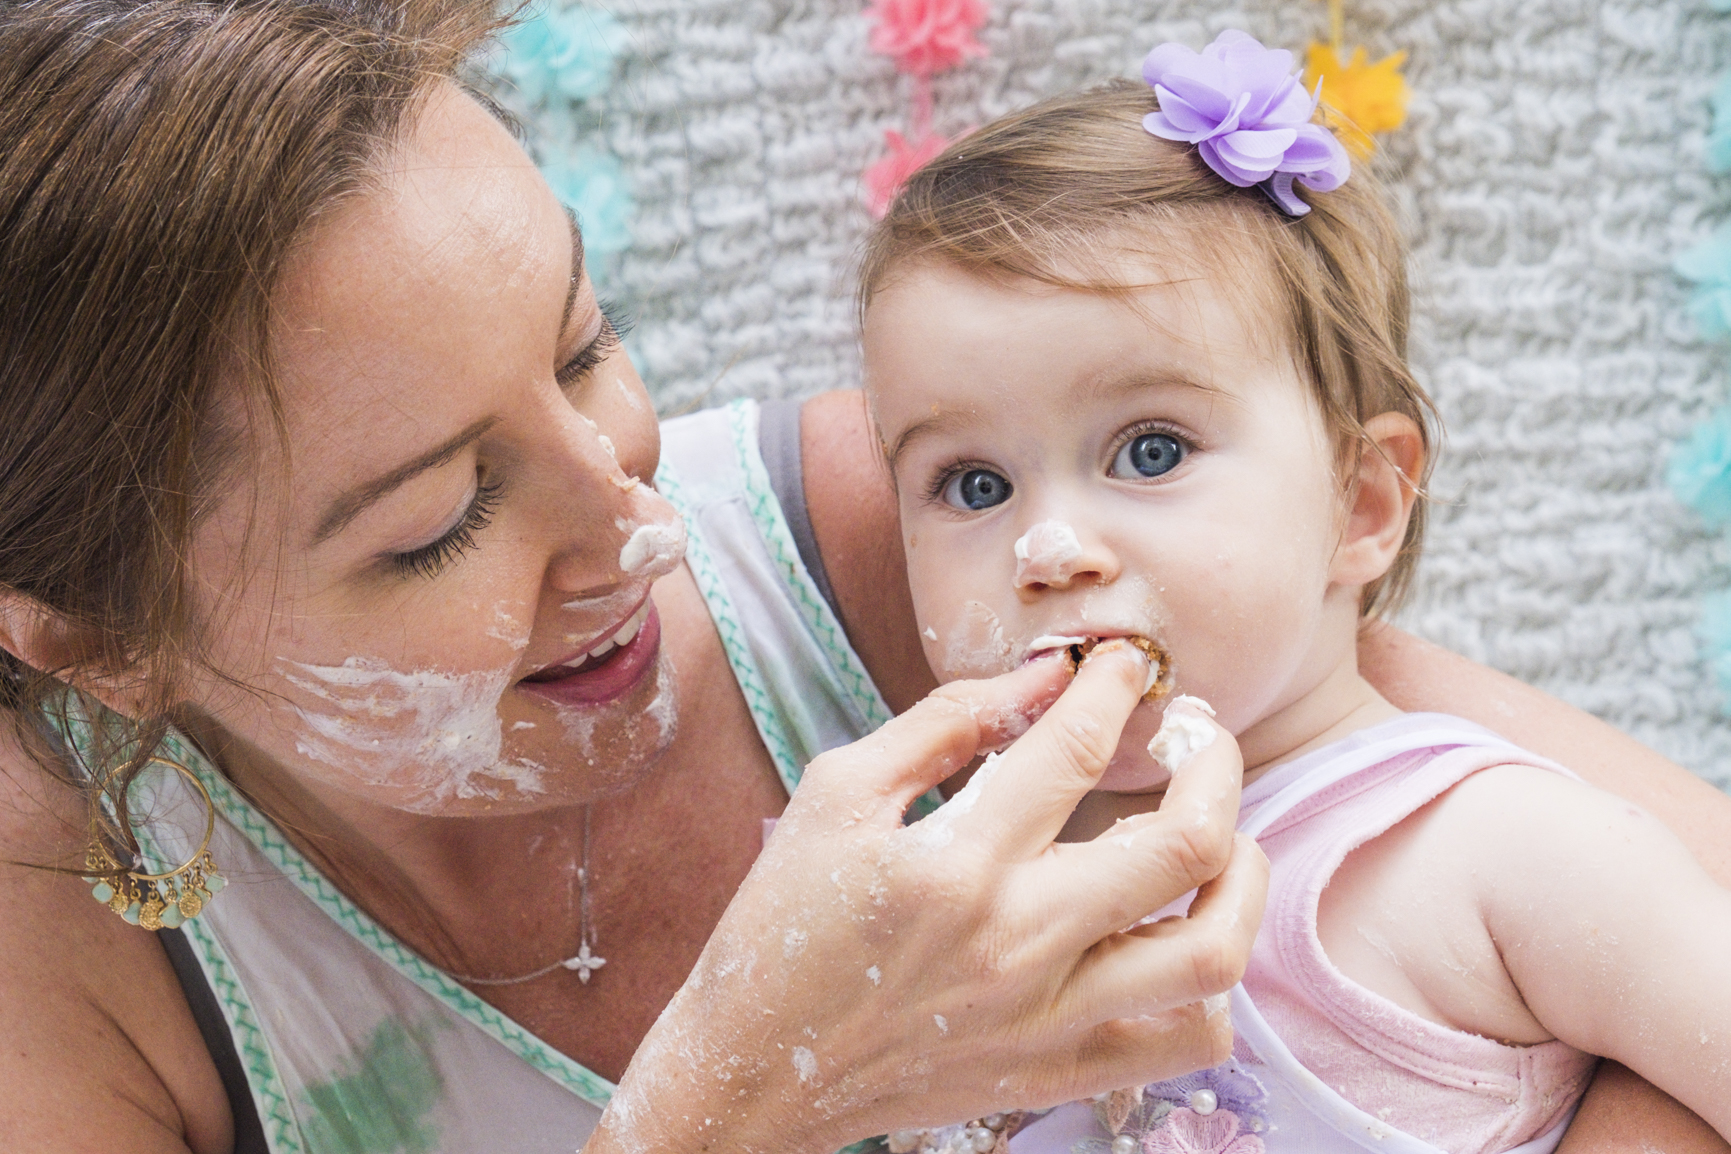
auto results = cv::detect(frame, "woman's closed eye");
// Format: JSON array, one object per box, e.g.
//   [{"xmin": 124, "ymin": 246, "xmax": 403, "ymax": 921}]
[
  {"xmin": 556, "ymin": 302, "xmax": 633, "ymax": 389},
  {"xmin": 387, "ymin": 478, "xmax": 503, "ymax": 580},
  {"xmin": 1107, "ymin": 428, "xmax": 1188, "ymax": 481}
]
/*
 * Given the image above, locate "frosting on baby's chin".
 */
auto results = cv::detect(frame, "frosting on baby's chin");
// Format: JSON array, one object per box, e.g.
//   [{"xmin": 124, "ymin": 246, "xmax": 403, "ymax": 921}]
[{"xmin": 1146, "ymin": 695, "xmax": 1217, "ymax": 774}]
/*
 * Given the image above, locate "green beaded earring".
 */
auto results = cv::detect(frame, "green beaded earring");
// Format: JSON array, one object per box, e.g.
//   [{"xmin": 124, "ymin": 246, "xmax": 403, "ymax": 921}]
[{"xmin": 83, "ymin": 755, "xmax": 225, "ymax": 931}]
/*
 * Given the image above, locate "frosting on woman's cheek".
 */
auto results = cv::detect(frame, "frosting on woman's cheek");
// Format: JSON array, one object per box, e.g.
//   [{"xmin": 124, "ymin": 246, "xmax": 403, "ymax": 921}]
[{"xmin": 276, "ymin": 652, "xmax": 545, "ymax": 813}]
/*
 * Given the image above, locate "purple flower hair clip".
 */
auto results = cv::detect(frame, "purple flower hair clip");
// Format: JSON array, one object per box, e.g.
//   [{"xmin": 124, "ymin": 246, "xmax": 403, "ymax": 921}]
[{"xmin": 1141, "ymin": 29, "xmax": 1350, "ymax": 217}]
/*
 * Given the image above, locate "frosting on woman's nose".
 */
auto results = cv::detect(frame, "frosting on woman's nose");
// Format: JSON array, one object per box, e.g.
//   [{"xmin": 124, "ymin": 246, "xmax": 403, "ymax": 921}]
[{"xmin": 1013, "ymin": 519, "xmax": 1083, "ymax": 586}]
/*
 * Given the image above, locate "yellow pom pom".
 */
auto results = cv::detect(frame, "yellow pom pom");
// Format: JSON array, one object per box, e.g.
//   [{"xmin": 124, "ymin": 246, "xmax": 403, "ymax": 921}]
[{"xmin": 1304, "ymin": 42, "xmax": 1410, "ymax": 158}]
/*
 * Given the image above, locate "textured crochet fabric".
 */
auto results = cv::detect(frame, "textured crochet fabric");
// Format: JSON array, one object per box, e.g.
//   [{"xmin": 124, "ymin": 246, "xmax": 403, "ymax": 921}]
[{"xmin": 581, "ymin": 0, "xmax": 1731, "ymax": 787}]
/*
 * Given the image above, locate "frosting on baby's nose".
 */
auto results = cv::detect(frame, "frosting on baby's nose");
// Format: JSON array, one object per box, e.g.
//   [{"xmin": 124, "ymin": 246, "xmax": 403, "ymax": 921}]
[{"xmin": 1013, "ymin": 520, "xmax": 1083, "ymax": 586}]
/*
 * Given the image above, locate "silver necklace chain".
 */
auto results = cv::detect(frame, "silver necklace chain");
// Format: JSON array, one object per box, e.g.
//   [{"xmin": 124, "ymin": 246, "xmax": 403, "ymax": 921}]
[{"xmin": 434, "ymin": 804, "xmax": 607, "ymax": 988}]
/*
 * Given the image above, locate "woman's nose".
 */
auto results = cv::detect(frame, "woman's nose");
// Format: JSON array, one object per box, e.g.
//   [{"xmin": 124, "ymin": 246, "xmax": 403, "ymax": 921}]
[
  {"xmin": 1012, "ymin": 518, "xmax": 1119, "ymax": 592},
  {"xmin": 540, "ymin": 406, "xmax": 685, "ymax": 594}
]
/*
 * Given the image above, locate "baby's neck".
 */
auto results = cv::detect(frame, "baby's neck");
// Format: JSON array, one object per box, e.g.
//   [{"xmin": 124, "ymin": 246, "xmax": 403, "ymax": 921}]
[
  {"xmin": 1236, "ymin": 661, "xmax": 1402, "ymax": 782},
  {"xmin": 1060, "ymin": 661, "xmax": 1400, "ymax": 843}
]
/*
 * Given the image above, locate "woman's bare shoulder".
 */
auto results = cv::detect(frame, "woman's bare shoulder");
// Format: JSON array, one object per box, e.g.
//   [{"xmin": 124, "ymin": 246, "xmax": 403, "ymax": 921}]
[
  {"xmin": 800, "ymin": 390, "xmax": 938, "ymax": 714},
  {"xmin": 1358, "ymin": 621, "xmax": 1731, "ymax": 887},
  {"xmin": 0, "ymin": 726, "xmax": 231, "ymax": 1153}
]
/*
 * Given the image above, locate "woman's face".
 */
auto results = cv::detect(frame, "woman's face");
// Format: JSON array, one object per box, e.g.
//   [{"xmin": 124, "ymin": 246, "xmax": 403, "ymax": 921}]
[{"xmin": 181, "ymin": 84, "xmax": 684, "ymax": 816}]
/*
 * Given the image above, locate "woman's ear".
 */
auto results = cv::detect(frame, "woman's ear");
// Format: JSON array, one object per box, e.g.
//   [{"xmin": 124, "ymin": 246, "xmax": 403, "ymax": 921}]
[
  {"xmin": 0, "ymin": 590, "xmax": 150, "ymax": 718},
  {"xmin": 1329, "ymin": 412, "xmax": 1425, "ymax": 589}
]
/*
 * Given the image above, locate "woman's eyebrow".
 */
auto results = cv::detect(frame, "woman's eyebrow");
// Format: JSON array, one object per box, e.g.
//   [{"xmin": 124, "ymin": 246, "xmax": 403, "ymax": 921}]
[
  {"xmin": 559, "ymin": 206, "xmax": 586, "ymax": 336},
  {"xmin": 311, "ymin": 415, "xmax": 498, "ymax": 545}
]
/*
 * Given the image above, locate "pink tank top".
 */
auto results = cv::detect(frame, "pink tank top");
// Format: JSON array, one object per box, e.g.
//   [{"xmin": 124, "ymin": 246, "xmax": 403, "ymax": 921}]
[{"xmin": 1011, "ymin": 714, "xmax": 1599, "ymax": 1154}]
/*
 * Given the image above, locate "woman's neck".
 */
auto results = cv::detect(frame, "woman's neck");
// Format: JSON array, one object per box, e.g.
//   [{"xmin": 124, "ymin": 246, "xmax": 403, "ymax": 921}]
[{"xmin": 173, "ymin": 704, "xmax": 611, "ymax": 975}]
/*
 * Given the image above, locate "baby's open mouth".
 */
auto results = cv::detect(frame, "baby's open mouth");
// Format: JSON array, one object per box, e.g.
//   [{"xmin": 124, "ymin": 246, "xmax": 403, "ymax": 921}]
[{"xmin": 1026, "ymin": 634, "xmax": 1174, "ymax": 702}]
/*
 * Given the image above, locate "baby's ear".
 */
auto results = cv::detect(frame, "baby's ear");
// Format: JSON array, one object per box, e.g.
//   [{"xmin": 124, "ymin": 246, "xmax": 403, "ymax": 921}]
[{"xmin": 1329, "ymin": 413, "xmax": 1425, "ymax": 588}]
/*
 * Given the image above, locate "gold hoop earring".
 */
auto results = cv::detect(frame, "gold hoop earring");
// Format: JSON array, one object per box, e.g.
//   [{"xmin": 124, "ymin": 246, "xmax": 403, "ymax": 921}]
[{"xmin": 83, "ymin": 755, "xmax": 225, "ymax": 931}]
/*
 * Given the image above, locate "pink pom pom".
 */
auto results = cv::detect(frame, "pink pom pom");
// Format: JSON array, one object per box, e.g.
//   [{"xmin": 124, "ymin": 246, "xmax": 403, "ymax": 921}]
[
  {"xmin": 866, "ymin": 0, "xmax": 989, "ymax": 77},
  {"xmin": 863, "ymin": 128, "xmax": 951, "ymax": 218}
]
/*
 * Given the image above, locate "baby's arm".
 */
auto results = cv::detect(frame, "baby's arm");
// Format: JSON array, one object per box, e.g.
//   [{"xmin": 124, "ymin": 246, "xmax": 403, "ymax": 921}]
[
  {"xmin": 1358, "ymin": 621, "xmax": 1731, "ymax": 886},
  {"xmin": 1358, "ymin": 620, "xmax": 1731, "ymax": 1150},
  {"xmin": 1450, "ymin": 764, "xmax": 1731, "ymax": 1136}
]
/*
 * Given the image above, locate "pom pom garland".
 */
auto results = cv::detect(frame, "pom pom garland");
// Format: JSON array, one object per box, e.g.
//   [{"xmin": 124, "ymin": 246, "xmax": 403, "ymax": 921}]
[
  {"xmin": 487, "ymin": 3, "xmax": 634, "ymax": 279},
  {"xmin": 1668, "ymin": 405, "xmax": 1731, "ymax": 529},
  {"xmin": 1674, "ymin": 7, "xmax": 1731, "ymax": 710}
]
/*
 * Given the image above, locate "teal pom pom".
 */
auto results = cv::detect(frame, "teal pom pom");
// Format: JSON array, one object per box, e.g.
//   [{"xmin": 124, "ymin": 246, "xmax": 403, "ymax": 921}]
[
  {"xmin": 1700, "ymin": 590, "xmax": 1731, "ymax": 703},
  {"xmin": 541, "ymin": 149, "xmax": 633, "ymax": 256},
  {"xmin": 1710, "ymin": 74, "xmax": 1731, "ymax": 174},
  {"xmin": 1675, "ymin": 223, "xmax": 1731, "ymax": 339},
  {"xmin": 498, "ymin": 4, "xmax": 628, "ymax": 105},
  {"xmin": 1669, "ymin": 406, "xmax": 1731, "ymax": 527}
]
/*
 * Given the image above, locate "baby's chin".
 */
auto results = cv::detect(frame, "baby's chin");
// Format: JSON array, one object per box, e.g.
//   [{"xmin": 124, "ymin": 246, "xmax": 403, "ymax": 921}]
[{"xmin": 1092, "ymin": 700, "xmax": 1171, "ymax": 792}]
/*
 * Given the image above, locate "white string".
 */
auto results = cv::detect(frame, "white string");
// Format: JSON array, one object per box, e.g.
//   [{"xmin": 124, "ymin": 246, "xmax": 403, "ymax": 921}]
[{"xmin": 434, "ymin": 805, "xmax": 607, "ymax": 987}]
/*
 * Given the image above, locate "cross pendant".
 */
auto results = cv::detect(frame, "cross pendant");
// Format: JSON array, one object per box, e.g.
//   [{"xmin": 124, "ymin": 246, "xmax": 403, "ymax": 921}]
[{"xmin": 563, "ymin": 943, "xmax": 606, "ymax": 984}]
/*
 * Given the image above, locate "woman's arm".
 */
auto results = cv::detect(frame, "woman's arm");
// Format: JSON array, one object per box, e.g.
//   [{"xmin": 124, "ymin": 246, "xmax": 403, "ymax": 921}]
[
  {"xmin": 0, "ymin": 729, "xmax": 235, "ymax": 1153},
  {"xmin": 1357, "ymin": 621, "xmax": 1731, "ymax": 887}
]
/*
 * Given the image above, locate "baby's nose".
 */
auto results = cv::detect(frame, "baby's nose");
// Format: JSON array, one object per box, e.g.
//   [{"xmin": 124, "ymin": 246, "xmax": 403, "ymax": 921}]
[{"xmin": 1013, "ymin": 519, "xmax": 1113, "ymax": 590}]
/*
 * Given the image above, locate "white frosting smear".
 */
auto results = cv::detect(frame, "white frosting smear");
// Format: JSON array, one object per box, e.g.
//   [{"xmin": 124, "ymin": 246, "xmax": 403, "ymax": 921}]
[
  {"xmin": 1146, "ymin": 695, "xmax": 1217, "ymax": 774},
  {"xmin": 942, "ymin": 599, "xmax": 1012, "ymax": 679},
  {"xmin": 618, "ymin": 517, "xmax": 687, "ymax": 576},
  {"xmin": 279, "ymin": 656, "xmax": 544, "ymax": 811},
  {"xmin": 1013, "ymin": 520, "xmax": 1083, "ymax": 585}
]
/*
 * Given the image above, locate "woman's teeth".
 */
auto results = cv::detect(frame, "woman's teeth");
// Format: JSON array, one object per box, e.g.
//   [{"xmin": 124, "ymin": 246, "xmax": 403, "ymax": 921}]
[{"xmin": 560, "ymin": 602, "xmax": 650, "ymax": 671}]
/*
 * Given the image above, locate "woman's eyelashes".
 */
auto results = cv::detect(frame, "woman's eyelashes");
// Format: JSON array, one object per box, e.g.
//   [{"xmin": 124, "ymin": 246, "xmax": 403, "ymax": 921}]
[
  {"xmin": 556, "ymin": 302, "xmax": 634, "ymax": 389},
  {"xmin": 387, "ymin": 479, "xmax": 504, "ymax": 580},
  {"xmin": 1108, "ymin": 428, "xmax": 1189, "ymax": 481}
]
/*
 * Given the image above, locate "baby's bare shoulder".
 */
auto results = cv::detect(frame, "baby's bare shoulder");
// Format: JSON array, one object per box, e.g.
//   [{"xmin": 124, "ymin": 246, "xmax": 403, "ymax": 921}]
[{"xmin": 1317, "ymin": 763, "xmax": 1565, "ymax": 1045}]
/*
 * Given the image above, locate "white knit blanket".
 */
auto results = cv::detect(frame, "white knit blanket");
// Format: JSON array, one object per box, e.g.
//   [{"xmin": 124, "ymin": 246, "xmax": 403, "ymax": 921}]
[{"xmin": 583, "ymin": 0, "xmax": 1731, "ymax": 786}]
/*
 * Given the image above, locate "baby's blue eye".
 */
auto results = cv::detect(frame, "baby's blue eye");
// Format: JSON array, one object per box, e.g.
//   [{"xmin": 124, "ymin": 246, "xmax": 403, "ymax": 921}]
[
  {"xmin": 1112, "ymin": 433, "xmax": 1184, "ymax": 479},
  {"xmin": 942, "ymin": 468, "xmax": 1013, "ymax": 511}
]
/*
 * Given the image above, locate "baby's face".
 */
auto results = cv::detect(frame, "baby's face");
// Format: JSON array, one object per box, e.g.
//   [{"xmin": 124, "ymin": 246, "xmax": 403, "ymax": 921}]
[{"xmin": 864, "ymin": 256, "xmax": 1367, "ymax": 789}]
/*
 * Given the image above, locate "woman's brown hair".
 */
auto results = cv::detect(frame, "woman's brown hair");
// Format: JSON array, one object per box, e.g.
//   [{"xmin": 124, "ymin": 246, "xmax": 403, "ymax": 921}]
[
  {"xmin": 0, "ymin": 0, "xmax": 500, "ymax": 863},
  {"xmin": 859, "ymin": 79, "xmax": 1435, "ymax": 617}
]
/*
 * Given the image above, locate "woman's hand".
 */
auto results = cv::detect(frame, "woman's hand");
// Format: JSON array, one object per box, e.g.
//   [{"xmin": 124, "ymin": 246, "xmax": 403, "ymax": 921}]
[{"xmin": 590, "ymin": 642, "xmax": 1267, "ymax": 1154}]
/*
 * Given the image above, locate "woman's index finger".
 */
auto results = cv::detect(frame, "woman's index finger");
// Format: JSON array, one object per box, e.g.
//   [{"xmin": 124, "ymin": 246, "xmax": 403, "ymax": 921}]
[
  {"xmin": 931, "ymin": 641, "xmax": 1153, "ymax": 855},
  {"xmin": 796, "ymin": 655, "xmax": 1073, "ymax": 817}
]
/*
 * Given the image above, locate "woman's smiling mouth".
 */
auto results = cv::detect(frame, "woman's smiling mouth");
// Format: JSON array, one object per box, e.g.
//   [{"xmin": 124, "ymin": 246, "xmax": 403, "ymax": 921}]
[{"xmin": 519, "ymin": 599, "xmax": 661, "ymax": 705}]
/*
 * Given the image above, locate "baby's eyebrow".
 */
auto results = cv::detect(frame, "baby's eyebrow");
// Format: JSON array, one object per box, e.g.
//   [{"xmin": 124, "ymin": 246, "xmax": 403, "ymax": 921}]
[
  {"xmin": 885, "ymin": 409, "xmax": 975, "ymax": 472},
  {"xmin": 1080, "ymin": 367, "xmax": 1236, "ymax": 404}
]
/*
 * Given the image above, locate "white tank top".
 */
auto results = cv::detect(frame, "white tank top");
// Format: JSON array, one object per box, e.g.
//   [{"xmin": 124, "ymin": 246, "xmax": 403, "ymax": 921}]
[{"xmin": 99, "ymin": 399, "xmax": 904, "ymax": 1154}]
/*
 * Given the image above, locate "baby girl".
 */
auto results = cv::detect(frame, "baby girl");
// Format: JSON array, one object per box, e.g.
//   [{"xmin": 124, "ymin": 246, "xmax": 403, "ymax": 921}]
[{"xmin": 857, "ymin": 31, "xmax": 1731, "ymax": 1154}]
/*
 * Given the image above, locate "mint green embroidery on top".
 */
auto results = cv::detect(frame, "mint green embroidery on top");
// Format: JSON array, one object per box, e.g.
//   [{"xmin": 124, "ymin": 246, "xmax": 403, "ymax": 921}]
[
  {"xmin": 179, "ymin": 909, "xmax": 308, "ymax": 1154},
  {"xmin": 725, "ymin": 400, "xmax": 893, "ymax": 734},
  {"xmin": 301, "ymin": 1017, "xmax": 448, "ymax": 1154},
  {"xmin": 655, "ymin": 459, "xmax": 807, "ymax": 794},
  {"xmin": 145, "ymin": 731, "xmax": 618, "ymax": 1110},
  {"xmin": 721, "ymin": 401, "xmax": 944, "ymax": 820}
]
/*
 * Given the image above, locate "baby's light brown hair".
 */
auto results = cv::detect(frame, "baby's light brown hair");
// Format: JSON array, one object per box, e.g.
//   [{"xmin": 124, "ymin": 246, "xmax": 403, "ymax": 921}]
[{"xmin": 858, "ymin": 79, "xmax": 1435, "ymax": 617}]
